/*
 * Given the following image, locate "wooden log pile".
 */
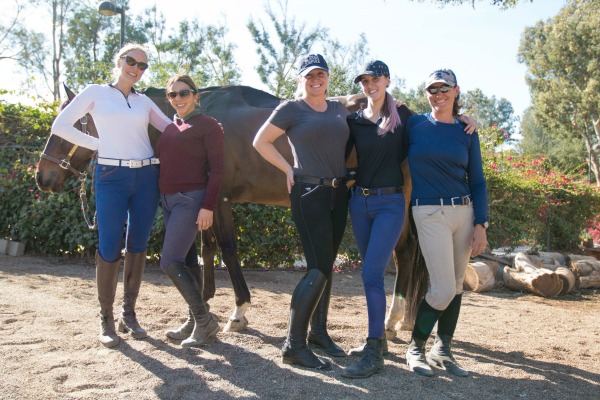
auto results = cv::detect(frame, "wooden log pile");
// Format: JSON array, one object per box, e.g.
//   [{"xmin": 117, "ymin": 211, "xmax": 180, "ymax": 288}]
[
  {"xmin": 454, "ymin": 250, "xmax": 600, "ymax": 297},
  {"xmin": 570, "ymin": 257, "xmax": 600, "ymax": 289}
]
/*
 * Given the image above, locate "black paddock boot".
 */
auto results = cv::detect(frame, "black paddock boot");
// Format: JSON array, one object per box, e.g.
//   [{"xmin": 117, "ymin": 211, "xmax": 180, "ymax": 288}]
[
  {"xmin": 406, "ymin": 337, "xmax": 433, "ymax": 377},
  {"xmin": 341, "ymin": 338, "xmax": 384, "ymax": 379},
  {"xmin": 348, "ymin": 337, "xmax": 389, "ymax": 357},
  {"xmin": 117, "ymin": 251, "xmax": 148, "ymax": 339},
  {"xmin": 282, "ymin": 269, "xmax": 331, "ymax": 370},
  {"xmin": 427, "ymin": 334, "xmax": 469, "ymax": 377},
  {"xmin": 96, "ymin": 251, "xmax": 121, "ymax": 348},
  {"xmin": 307, "ymin": 276, "xmax": 346, "ymax": 357},
  {"xmin": 165, "ymin": 263, "xmax": 220, "ymax": 347}
]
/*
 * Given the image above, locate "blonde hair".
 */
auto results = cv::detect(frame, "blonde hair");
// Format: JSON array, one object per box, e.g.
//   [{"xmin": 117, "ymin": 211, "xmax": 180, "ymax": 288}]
[
  {"xmin": 294, "ymin": 68, "xmax": 330, "ymax": 99},
  {"xmin": 112, "ymin": 43, "xmax": 149, "ymax": 80}
]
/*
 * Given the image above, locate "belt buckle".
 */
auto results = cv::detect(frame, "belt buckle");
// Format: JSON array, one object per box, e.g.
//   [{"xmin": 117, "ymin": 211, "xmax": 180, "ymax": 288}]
[
  {"xmin": 129, "ymin": 160, "xmax": 142, "ymax": 168},
  {"xmin": 331, "ymin": 178, "xmax": 341, "ymax": 187},
  {"xmin": 361, "ymin": 188, "xmax": 370, "ymax": 196}
]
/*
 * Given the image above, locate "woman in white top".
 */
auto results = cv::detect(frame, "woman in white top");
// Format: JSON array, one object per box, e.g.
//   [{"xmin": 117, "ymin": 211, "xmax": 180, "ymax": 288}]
[{"xmin": 52, "ymin": 43, "xmax": 171, "ymax": 348}]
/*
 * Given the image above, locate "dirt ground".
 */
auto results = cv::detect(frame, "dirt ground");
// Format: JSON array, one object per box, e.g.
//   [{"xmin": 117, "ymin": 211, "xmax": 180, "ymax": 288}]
[{"xmin": 1, "ymin": 255, "xmax": 599, "ymax": 400}]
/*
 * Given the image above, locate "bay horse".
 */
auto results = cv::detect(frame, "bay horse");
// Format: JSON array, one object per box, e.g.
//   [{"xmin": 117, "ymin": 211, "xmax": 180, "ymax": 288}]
[{"xmin": 35, "ymin": 84, "xmax": 426, "ymax": 337}]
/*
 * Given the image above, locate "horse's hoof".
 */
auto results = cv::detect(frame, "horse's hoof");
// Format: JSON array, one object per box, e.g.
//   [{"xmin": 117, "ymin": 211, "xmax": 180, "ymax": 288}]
[
  {"xmin": 384, "ymin": 328, "xmax": 397, "ymax": 340},
  {"xmin": 223, "ymin": 316, "xmax": 248, "ymax": 332}
]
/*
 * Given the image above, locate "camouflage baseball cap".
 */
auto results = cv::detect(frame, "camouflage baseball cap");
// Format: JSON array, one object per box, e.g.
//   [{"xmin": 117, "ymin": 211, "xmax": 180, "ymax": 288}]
[
  {"xmin": 354, "ymin": 60, "xmax": 390, "ymax": 84},
  {"xmin": 425, "ymin": 68, "xmax": 457, "ymax": 88},
  {"xmin": 298, "ymin": 54, "xmax": 329, "ymax": 76}
]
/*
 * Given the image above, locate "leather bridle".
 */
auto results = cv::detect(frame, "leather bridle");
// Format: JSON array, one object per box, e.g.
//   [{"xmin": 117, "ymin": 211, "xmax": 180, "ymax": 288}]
[{"xmin": 41, "ymin": 115, "xmax": 97, "ymax": 229}]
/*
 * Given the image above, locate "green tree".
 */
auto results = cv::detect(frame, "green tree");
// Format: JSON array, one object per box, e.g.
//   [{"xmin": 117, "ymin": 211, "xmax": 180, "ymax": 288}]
[
  {"xmin": 247, "ymin": 0, "xmax": 327, "ymax": 98},
  {"xmin": 391, "ymin": 82, "xmax": 430, "ymax": 115},
  {"xmin": 63, "ymin": 6, "xmax": 114, "ymax": 91},
  {"xmin": 518, "ymin": 0, "xmax": 600, "ymax": 185},
  {"xmin": 323, "ymin": 34, "xmax": 369, "ymax": 97},
  {"xmin": 519, "ymin": 107, "xmax": 587, "ymax": 176}
]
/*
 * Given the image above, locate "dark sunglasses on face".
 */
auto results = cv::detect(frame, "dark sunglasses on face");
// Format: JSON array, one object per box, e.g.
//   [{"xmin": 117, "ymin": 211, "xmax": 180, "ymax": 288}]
[
  {"xmin": 166, "ymin": 89, "xmax": 197, "ymax": 99},
  {"xmin": 426, "ymin": 85, "xmax": 453, "ymax": 94},
  {"xmin": 121, "ymin": 55, "xmax": 149, "ymax": 71}
]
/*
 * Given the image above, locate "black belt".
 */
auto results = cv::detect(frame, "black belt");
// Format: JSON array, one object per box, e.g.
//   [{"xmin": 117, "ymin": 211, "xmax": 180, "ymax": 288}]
[
  {"xmin": 294, "ymin": 175, "xmax": 347, "ymax": 188},
  {"xmin": 355, "ymin": 186, "xmax": 403, "ymax": 196},
  {"xmin": 414, "ymin": 195, "xmax": 471, "ymax": 206}
]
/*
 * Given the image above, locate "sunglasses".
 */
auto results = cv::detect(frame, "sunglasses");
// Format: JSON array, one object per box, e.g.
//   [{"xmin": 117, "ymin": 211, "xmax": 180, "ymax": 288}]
[
  {"xmin": 120, "ymin": 55, "xmax": 149, "ymax": 71},
  {"xmin": 166, "ymin": 89, "xmax": 197, "ymax": 99},
  {"xmin": 426, "ymin": 85, "xmax": 454, "ymax": 94}
]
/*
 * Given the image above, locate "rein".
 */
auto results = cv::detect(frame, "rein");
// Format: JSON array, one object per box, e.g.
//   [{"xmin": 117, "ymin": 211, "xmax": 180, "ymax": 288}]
[{"xmin": 42, "ymin": 115, "xmax": 97, "ymax": 230}]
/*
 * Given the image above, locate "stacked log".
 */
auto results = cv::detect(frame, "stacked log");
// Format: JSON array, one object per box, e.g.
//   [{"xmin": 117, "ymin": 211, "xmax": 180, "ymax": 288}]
[
  {"xmin": 502, "ymin": 252, "xmax": 563, "ymax": 297},
  {"xmin": 570, "ymin": 258, "xmax": 600, "ymax": 289},
  {"xmin": 464, "ymin": 261, "xmax": 498, "ymax": 293}
]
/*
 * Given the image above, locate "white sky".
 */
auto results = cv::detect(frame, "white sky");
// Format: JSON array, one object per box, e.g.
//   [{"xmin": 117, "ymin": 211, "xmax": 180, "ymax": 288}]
[{"xmin": 1, "ymin": 0, "xmax": 568, "ymax": 122}]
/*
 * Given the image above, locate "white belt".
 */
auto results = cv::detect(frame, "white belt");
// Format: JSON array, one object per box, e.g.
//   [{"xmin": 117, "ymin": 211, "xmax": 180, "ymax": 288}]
[{"xmin": 97, "ymin": 157, "xmax": 160, "ymax": 168}]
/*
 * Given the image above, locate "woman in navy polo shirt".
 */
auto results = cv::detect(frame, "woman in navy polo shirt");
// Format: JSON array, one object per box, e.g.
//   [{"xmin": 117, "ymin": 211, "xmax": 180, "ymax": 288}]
[{"xmin": 406, "ymin": 68, "xmax": 489, "ymax": 377}]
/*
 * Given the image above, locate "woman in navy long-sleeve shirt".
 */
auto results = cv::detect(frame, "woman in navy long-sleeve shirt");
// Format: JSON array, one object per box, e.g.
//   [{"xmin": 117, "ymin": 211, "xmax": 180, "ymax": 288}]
[{"xmin": 406, "ymin": 68, "xmax": 488, "ymax": 378}]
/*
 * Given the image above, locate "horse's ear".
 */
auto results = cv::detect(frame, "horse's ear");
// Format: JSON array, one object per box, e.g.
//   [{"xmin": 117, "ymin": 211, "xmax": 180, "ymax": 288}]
[{"xmin": 63, "ymin": 83, "xmax": 76, "ymax": 101}]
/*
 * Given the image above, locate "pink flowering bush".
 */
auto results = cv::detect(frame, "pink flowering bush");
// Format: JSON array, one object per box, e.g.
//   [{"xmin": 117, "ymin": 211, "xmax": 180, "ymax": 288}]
[{"xmin": 484, "ymin": 152, "xmax": 600, "ymax": 251}]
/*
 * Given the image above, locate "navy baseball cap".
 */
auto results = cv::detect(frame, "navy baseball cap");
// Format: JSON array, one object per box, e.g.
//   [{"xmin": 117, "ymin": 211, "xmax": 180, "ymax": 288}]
[
  {"xmin": 298, "ymin": 54, "xmax": 329, "ymax": 76},
  {"xmin": 425, "ymin": 68, "xmax": 457, "ymax": 88},
  {"xmin": 354, "ymin": 60, "xmax": 390, "ymax": 84}
]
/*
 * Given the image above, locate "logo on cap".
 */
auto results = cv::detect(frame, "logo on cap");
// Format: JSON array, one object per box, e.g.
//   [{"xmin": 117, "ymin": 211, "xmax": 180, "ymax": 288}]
[
  {"xmin": 354, "ymin": 60, "xmax": 390, "ymax": 84},
  {"xmin": 425, "ymin": 69, "xmax": 457, "ymax": 88},
  {"xmin": 298, "ymin": 54, "xmax": 329, "ymax": 76}
]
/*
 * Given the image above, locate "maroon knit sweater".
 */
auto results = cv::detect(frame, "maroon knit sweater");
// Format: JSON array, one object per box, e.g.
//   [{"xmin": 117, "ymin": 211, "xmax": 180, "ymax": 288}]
[{"xmin": 157, "ymin": 113, "xmax": 224, "ymax": 211}]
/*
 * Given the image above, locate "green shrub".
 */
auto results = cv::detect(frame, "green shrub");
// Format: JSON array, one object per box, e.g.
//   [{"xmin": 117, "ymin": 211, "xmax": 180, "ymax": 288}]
[
  {"xmin": 3, "ymin": 96, "xmax": 598, "ymax": 265},
  {"xmin": 485, "ymin": 153, "xmax": 600, "ymax": 252}
]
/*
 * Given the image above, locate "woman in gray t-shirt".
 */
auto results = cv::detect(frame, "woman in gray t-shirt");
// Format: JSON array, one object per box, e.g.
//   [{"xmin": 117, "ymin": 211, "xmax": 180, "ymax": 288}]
[{"xmin": 253, "ymin": 54, "xmax": 349, "ymax": 370}]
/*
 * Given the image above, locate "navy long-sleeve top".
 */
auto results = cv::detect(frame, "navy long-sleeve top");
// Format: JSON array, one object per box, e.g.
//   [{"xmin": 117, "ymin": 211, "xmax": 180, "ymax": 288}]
[{"xmin": 407, "ymin": 113, "xmax": 488, "ymax": 225}]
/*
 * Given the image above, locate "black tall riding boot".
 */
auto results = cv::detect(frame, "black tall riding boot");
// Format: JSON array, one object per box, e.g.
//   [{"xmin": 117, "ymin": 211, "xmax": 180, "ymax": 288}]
[
  {"xmin": 118, "ymin": 251, "xmax": 148, "ymax": 339},
  {"xmin": 427, "ymin": 334, "xmax": 469, "ymax": 377},
  {"xmin": 166, "ymin": 263, "xmax": 220, "ymax": 347},
  {"xmin": 406, "ymin": 299, "xmax": 441, "ymax": 377},
  {"xmin": 165, "ymin": 262, "xmax": 205, "ymax": 340},
  {"xmin": 341, "ymin": 338, "xmax": 384, "ymax": 379},
  {"xmin": 307, "ymin": 276, "xmax": 346, "ymax": 357},
  {"xmin": 96, "ymin": 251, "xmax": 121, "ymax": 348},
  {"xmin": 427, "ymin": 294, "xmax": 468, "ymax": 376},
  {"xmin": 282, "ymin": 269, "xmax": 331, "ymax": 370}
]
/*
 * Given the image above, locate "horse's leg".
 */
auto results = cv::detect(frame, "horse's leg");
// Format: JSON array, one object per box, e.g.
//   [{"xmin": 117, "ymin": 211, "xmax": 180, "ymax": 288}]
[
  {"xmin": 385, "ymin": 252, "xmax": 406, "ymax": 340},
  {"xmin": 200, "ymin": 228, "xmax": 217, "ymax": 302},
  {"xmin": 211, "ymin": 197, "xmax": 251, "ymax": 332}
]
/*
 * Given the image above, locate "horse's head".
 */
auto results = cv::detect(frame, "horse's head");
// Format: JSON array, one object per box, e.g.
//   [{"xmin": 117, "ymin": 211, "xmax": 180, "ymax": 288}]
[{"xmin": 35, "ymin": 85, "xmax": 98, "ymax": 193}]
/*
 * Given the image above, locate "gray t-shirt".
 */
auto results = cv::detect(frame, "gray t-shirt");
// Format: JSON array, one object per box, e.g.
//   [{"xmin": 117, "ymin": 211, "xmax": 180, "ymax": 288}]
[{"xmin": 268, "ymin": 99, "xmax": 349, "ymax": 178}]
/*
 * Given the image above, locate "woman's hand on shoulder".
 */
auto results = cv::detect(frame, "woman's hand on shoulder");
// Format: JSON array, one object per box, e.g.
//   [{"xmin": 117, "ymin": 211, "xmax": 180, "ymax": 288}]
[
  {"xmin": 394, "ymin": 99, "xmax": 405, "ymax": 108},
  {"xmin": 458, "ymin": 115, "xmax": 478, "ymax": 135}
]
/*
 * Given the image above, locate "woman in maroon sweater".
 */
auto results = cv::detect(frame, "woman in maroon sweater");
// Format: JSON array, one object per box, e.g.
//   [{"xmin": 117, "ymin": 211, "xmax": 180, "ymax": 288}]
[{"xmin": 156, "ymin": 74, "xmax": 224, "ymax": 347}]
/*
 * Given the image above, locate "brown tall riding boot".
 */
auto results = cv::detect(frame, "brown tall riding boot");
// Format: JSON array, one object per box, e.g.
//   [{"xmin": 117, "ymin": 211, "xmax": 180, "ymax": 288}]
[
  {"xmin": 117, "ymin": 250, "xmax": 148, "ymax": 339},
  {"xmin": 96, "ymin": 251, "xmax": 121, "ymax": 348}
]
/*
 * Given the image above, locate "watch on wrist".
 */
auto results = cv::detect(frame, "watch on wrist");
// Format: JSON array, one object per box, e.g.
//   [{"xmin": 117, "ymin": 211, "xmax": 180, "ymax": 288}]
[{"xmin": 477, "ymin": 221, "xmax": 489, "ymax": 229}]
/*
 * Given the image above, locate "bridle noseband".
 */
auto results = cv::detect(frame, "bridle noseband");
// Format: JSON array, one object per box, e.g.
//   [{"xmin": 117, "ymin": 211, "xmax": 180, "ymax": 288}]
[{"xmin": 41, "ymin": 115, "xmax": 90, "ymax": 180}]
